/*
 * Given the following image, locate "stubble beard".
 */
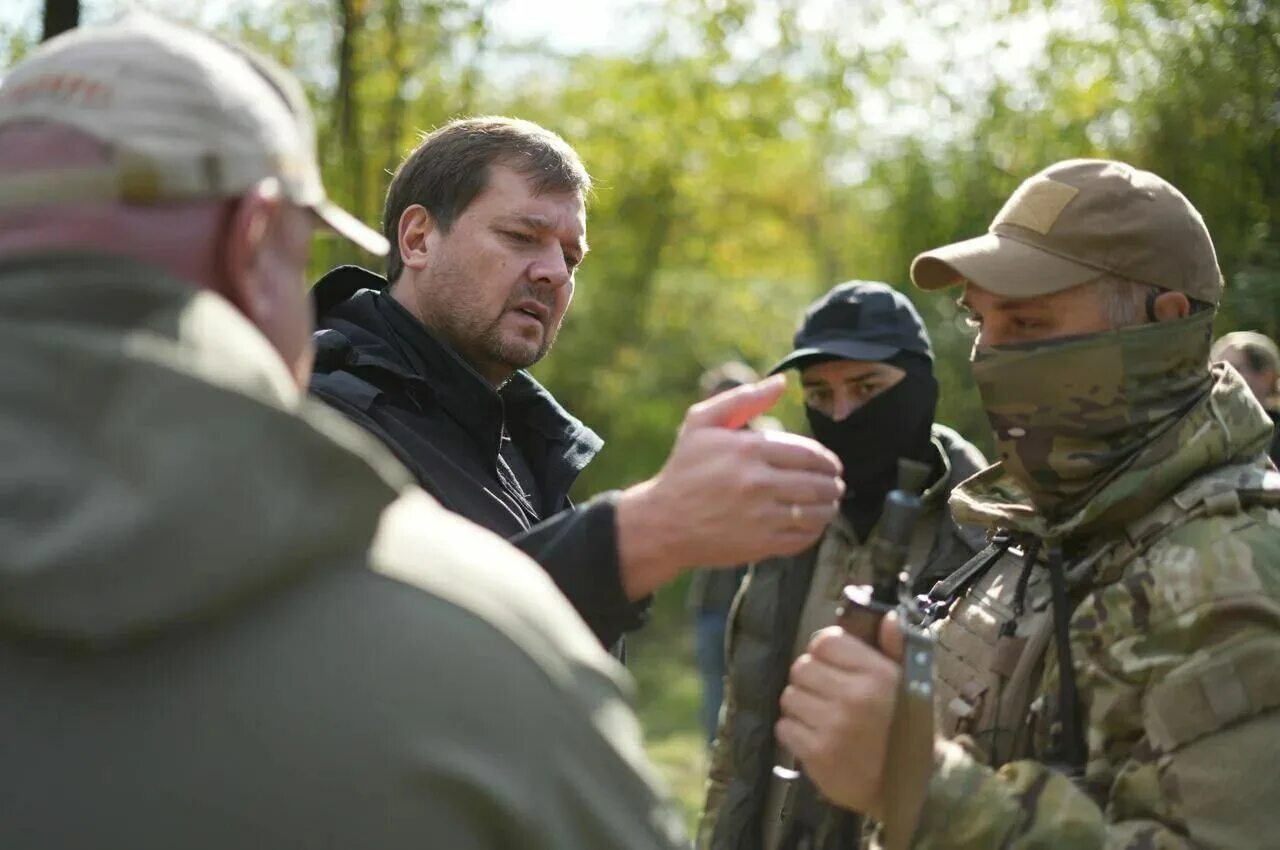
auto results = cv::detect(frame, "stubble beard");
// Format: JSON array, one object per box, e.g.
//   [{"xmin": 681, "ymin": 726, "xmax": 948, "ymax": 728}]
[
  {"xmin": 474, "ymin": 301, "xmax": 560, "ymax": 373},
  {"xmin": 418, "ymin": 261, "xmax": 561, "ymax": 382}
]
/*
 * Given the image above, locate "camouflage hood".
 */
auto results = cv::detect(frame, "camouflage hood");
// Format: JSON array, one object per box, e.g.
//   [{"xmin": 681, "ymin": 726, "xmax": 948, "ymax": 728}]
[{"xmin": 951, "ymin": 313, "xmax": 1275, "ymax": 540}]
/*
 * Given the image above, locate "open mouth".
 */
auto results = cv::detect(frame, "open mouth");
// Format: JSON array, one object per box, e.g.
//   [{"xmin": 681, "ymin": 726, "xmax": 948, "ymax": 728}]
[{"xmin": 513, "ymin": 300, "xmax": 549, "ymax": 323}]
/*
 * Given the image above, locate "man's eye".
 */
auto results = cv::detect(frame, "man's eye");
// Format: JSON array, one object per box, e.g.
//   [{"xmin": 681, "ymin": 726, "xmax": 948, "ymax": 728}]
[
  {"xmin": 856, "ymin": 382, "xmax": 882, "ymax": 399},
  {"xmin": 504, "ymin": 230, "xmax": 535, "ymax": 244},
  {"xmin": 564, "ymin": 253, "xmax": 581, "ymax": 269}
]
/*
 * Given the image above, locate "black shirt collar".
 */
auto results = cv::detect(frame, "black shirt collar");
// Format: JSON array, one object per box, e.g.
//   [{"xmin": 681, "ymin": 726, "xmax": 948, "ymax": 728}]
[
  {"xmin": 314, "ymin": 265, "xmax": 603, "ymax": 473},
  {"xmin": 374, "ymin": 293, "xmax": 508, "ymax": 458}
]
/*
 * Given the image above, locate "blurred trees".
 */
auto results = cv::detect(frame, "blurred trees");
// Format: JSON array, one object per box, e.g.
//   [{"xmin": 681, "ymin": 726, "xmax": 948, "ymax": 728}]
[{"xmin": 6, "ymin": 0, "xmax": 1278, "ymax": 492}]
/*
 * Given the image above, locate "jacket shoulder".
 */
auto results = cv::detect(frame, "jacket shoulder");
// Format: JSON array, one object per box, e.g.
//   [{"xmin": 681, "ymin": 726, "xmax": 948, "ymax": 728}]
[
  {"xmin": 312, "ymin": 264, "xmax": 388, "ymax": 319},
  {"xmin": 365, "ymin": 490, "xmax": 688, "ymax": 840},
  {"xmin": 932, "ymin": 422, "xmax": 989, "ymax": 484},
  {"xmin": 1087, "ymin": 495, "xmax": 1280, "ymax": 699},
  {"xmin": 929, "ymin": 424, "xmax": 990, "ymax": 556},
  {"xmin": 1134, "ymin": 501, "xmax": 1280, "ymax": 613},
  {"xmin": 1110, "ymin": 458, "xmax": 1280, "ymax": 597},
  {"xmin": 310, "ymin": 366, "xmax": 382, "ymax": 414},
  {"xmin": 370, "ymin": 489, "xmax": 624, "ymax": 690}
]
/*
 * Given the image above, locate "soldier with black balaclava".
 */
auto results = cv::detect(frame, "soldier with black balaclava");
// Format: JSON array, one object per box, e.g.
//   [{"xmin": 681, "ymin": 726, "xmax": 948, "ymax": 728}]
[{"xmin": 699, "ymin": 281, "xmax": 987, "ymax": 850}]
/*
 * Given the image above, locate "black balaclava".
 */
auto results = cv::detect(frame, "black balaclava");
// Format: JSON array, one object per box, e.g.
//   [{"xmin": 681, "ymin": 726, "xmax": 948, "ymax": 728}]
[{"xmin": 804, "ymin": 352, "xmax": 939, "ymax": 540}]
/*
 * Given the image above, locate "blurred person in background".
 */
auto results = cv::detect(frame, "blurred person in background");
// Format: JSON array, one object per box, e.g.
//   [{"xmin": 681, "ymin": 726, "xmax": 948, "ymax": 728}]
[
  {"xmin": 1212, "ymin": 330, "xmax": 1280, "ymax": 465},
  {"xmin": 310, "ymin": 117, "xmax": 844, "ymax": 654},
  {"xmin": 0, "ymin": 17, "xmax": 692, "ymax": 849},
  {"xmin": 699, "ymin": 281, "xmax": 986, "ymax": 850},
  {"xmin": 689, "ymin": 360, "xmax": 783, "ymax": 746}
]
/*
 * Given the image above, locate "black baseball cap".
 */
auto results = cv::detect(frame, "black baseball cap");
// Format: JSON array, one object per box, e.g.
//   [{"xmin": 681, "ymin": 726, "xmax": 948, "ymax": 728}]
[{"xmin": 769, "ymin": 281, "xmax": 933, "ymax": 374}]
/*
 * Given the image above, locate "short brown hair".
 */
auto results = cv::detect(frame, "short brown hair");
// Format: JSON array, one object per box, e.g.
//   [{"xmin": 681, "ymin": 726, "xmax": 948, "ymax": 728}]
[{"xmin": 382, "ymin": 116, "xmax": 591, "ymax": 283}]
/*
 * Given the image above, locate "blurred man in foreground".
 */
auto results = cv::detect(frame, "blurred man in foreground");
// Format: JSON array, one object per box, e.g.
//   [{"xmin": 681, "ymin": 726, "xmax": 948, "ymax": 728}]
[
  {"xmin": 778, "ymin": 160, "xmax": 1280, "ymax": 848},
  {"xmin": 310, "ymin": 117, "xmax": 843, "ymax": 652},
  {"xmin": 1212, "ymin": 330, "xmax": 1280, "ymax": 465},
  {"xmin": 700, "ymin": 282, "xmax": 986, "ymax": 850},
  {"xmin": 0, "ymin": 17, "xmax": 688, "ymax": 848}
]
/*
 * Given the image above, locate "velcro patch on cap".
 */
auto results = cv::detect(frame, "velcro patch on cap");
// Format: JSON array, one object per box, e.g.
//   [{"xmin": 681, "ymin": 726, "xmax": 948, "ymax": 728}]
[{"xmin": 992, "ymin": 177, "xmax": 1079, "ymax": 235}]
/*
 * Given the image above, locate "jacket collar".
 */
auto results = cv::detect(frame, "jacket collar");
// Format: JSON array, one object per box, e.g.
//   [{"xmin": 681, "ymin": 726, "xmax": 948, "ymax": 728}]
[{"xmin": 314, "ymin": 265, "xmax": 602, "ymax": 470}]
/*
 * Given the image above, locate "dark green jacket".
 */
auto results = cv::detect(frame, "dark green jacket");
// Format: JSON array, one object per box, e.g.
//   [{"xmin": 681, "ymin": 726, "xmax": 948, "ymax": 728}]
[
  {"xmin": 0, "ymin": 254, "xmax": 686, "ymax": 850},
  {"xmin": 700, "ymin": 426, "xmax": 986, "ymax": 850}
]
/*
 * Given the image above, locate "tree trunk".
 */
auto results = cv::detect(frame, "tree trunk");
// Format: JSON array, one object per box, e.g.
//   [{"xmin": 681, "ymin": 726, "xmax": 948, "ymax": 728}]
[
  {"xmin": 334, "ymin": 0, "xmax": 366, "ymax": 219},
  {"xmin": 382, "ymin": 0, "xmax": 407, "ymax": 179},
  {"xmin": 41, "ymin": 0, "xmax": 79, "ymax": 41}
]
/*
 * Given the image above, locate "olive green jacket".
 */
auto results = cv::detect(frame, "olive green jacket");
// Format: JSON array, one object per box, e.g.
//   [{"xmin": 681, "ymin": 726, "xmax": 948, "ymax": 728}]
[{"xmin": 0, "ymin": 254, "xmax": 686, "ymax": 850}]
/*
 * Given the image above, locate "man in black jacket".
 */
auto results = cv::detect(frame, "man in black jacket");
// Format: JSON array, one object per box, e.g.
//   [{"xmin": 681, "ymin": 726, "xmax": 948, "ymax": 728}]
[{"xmin": 311, "ymin": 117, "xmax": 843, "ymax": 649}]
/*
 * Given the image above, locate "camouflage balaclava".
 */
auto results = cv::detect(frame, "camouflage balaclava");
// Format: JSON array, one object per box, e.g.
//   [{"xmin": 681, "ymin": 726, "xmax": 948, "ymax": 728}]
[{"xmin": 971, "ymin": 309, "xmax": 1215, "ymax": 518}]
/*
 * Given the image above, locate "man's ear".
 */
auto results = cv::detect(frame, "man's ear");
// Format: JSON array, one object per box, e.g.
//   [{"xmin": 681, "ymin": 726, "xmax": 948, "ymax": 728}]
[
  {"xmin": 397, "ymin": 204, "xmax": 434, "ymax": 274},
  {"xmin": 1152, "ymin": 290, "xmax": 1191, "ymax": 322},
  {"xmin": 218, "ymin": 179, "xmax": 282, "ymax": 317}
]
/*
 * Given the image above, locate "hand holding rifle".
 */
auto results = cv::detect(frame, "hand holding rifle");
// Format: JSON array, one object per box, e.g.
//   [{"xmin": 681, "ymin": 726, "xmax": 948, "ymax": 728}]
[{"xmin": 775, "ymin": 459, "xmax": 937, "ymax": 849}]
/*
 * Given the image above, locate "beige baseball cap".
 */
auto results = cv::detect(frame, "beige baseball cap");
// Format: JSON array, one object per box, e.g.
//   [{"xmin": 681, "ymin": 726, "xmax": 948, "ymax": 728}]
[
  {"xmin": 0, "ymin": 14, "xmax": 387, "ymax": 256},
  {"xmin": 910, "ymin": 159, "xmax": 1221, "ymax": 304}
]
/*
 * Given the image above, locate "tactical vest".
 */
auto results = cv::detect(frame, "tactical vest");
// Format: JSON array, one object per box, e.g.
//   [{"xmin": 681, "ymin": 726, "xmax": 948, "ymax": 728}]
[{"xmin": 928, "ymin": 460, "xmax": 1280, "ymax": 769}]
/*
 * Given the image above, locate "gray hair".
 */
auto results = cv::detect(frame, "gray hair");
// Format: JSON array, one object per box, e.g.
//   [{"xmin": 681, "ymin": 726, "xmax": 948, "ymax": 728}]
[{"xmin": 1091, "ymin": 275, "xmax": 1161, "ymax": 328}]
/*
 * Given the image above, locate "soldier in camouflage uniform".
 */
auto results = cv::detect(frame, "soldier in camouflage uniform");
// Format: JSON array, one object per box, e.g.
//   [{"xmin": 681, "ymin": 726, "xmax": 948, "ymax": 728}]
[{"xmin": 772, "ymin": 159, "xmax": 1280, "ymax": 849}]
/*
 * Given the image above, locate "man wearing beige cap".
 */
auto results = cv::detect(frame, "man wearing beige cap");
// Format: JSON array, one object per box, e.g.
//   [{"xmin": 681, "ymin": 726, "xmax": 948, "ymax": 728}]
[
  {"xmin": 769, "ymin": 159, "xmax": 1280, "ymax": 849},
  {"xmin": 1212, "ymin": 330, "xmax": 1280, "ymax": 465},
  {"xmin": 0, "ymin": 16, "xmax": 689, "ymax": 849}
]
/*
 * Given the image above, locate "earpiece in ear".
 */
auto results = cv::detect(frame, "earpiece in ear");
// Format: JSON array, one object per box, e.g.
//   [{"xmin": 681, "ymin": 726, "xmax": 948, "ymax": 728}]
[{"xmin": 1144, "ymin": 288, "xmax": 1161, "ymax": 323}]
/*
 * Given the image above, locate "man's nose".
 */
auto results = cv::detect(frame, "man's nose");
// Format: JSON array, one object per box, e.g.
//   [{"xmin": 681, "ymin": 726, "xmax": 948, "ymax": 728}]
[
  {"xmin": 529, "ymin": 246, "xmax": 571, "ymax": 288},
  {"xmin": 832, "ymin": 395, "xmax": 858, "ymax": 422}
]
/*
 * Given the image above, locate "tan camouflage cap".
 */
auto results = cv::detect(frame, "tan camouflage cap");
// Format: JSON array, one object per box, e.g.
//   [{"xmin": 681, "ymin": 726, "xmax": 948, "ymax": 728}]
[
  {"xmin": 0, "ymin": 14, "xmax": 387, "ymax": 256},
  {"xmin": 910, "ymin": 159, "xmax": 1221, "ymax": 304}
]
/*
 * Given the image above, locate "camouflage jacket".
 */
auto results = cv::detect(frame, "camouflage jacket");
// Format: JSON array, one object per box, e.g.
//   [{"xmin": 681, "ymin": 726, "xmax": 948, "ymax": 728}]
[{"xmin": 910, "ymin": 365, "xmax": 1280, "ymax": 849}]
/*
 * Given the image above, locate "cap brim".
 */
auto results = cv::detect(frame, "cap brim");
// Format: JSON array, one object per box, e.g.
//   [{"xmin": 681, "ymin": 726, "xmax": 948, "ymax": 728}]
[
  {"xmin": 768, "ymin": 339, "xmax": 900, "ymax": 375},
  {"xmin": 910, "ymin": 232, "xmax": 1099, "ymax": 298},
  {"xmin": 312, "ymin": 199, "xmax": 389, "ymax": 257}
]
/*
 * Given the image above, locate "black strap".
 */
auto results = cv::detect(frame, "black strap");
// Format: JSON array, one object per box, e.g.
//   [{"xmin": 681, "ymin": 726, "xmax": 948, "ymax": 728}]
[
  {"xmin": 1144, "ymin": 287, "xmax": 1161, "ymax": 323},
  {"xmin": 920, "ymin": 533, "xmax": 1013, "ymax": 624},
  {"xmin": 1047, "ymin": 543, "xmax": 1086, "ymax": 775},
  {"xmin": 777, "ymin": 776, "xmax": 827, "ymax": 850}
]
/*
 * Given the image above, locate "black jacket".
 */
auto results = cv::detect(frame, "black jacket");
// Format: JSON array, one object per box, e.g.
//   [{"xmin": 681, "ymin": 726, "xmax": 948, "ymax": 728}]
[{"xmin": 309, "ymin": 266, "xmax": 646, "ymax": 647}]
